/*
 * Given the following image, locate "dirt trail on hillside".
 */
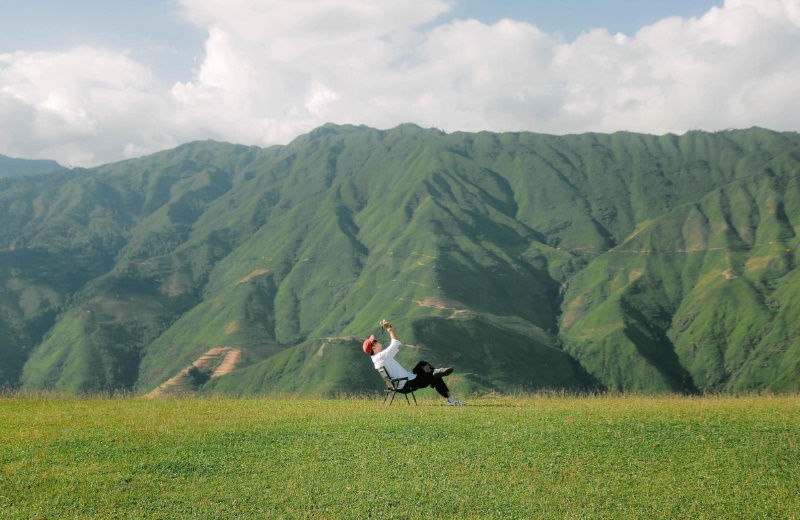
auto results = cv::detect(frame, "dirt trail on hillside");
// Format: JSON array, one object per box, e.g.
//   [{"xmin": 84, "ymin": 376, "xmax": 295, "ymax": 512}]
[{"xmin": 394, "ymin": 296, "xmax": 472, "ymax": 317}]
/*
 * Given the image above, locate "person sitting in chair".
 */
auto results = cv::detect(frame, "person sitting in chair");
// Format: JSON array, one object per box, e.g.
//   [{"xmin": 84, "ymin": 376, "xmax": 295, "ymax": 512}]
[{"xmin": 364, "ymin": 320, "xmax": 466, "ymax": 406}]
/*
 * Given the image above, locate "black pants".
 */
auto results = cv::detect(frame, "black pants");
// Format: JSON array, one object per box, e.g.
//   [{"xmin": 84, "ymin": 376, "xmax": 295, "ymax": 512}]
[{"xmin": 409, "ymin": 361, "xmax": 450, "ymax": 398}]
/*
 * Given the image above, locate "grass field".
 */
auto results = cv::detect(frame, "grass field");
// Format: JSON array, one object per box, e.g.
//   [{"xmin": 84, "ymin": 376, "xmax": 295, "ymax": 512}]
[{"xmin": 2, "ymin": 394, "xmax": 798, "ymax": 518}]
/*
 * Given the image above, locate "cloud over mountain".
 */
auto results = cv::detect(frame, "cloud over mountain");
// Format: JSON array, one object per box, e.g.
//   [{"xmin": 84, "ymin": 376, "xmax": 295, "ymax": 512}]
[{"xmin": 1, "ymin": 0, "xmax": 799, "ymax": 166}]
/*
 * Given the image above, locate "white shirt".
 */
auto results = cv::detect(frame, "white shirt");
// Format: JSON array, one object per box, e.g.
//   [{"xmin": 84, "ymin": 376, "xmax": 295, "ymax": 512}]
[{"xmin": 371, "ymin": 338, "xmax": 416, "ymax": 388}]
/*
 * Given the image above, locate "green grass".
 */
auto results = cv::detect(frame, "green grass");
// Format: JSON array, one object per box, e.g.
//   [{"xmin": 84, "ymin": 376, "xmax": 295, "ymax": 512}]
[{"xmin": 2, "ymin": 395, "xmax": 798, "ymax": 518}]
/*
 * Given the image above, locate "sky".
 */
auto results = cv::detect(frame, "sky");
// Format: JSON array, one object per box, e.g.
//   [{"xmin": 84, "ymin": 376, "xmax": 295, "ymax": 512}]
[{"xmin": 1, "ymin": 0, "xmax": 799, "ymax": 167}]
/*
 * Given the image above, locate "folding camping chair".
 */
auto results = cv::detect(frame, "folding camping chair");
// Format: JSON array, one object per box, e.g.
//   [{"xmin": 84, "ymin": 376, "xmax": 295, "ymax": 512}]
[{"xmin": 377, "ymin": 366, "xmax": 417, "ymax": 406}]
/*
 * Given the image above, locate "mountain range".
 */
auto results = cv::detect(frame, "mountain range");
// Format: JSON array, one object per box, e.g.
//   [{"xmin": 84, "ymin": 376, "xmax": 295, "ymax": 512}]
[{"xmin": 2, "ymin": 124, "xmax": 799, "ymax": 395}]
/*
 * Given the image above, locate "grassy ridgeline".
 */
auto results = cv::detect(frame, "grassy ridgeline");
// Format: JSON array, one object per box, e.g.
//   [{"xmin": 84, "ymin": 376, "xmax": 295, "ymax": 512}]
[{"xmin": 2, "ymin": 395, "xmax": 798, "ymax": 518}]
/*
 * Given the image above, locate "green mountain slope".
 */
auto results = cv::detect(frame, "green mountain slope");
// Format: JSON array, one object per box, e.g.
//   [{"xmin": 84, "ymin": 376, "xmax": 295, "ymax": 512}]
[
  {"xmin": 561, "ymin": 148, "xmax": 800, "ymax": 392},
  {"xmin": 2, "ymin": 125, "xmax": 800, "ymax": 394}
]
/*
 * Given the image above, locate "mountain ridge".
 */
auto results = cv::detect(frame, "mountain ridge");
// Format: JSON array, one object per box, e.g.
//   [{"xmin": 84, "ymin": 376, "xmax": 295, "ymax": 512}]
[
  {"xmin": 0, "ymin": 154, "xmax": 66, "ymax": 179},
  {"xmin": 2, "ymin": 124, "xmax": 799, "ymax": 395}
]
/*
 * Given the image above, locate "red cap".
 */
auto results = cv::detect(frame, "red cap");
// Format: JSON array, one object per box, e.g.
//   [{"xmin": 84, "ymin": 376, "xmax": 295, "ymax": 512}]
[{"xmin": 363, "ymin": 335, "xmax": 376, "ymax": 355}]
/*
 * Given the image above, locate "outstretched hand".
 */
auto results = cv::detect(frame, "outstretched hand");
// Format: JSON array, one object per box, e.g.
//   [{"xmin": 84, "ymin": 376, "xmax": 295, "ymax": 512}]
[{"xmin": 380, "ymin": 320, "xmax": 398, "ymax": 341}]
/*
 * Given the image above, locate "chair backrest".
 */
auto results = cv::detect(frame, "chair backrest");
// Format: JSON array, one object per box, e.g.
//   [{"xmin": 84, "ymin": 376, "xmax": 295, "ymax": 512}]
[{"xmin": 377, "ymin": 367, "xmax": 396, "ymax": 389}]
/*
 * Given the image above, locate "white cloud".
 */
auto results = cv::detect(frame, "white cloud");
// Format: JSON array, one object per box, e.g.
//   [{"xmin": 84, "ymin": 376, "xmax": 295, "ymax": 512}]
[
  {"xmin": 0, "ymin": 46, "xmax": 177, "ymax": 166},
  {"xmin": 1, "ymin": 0, "xmax": 799, "ymax": 167},
  {"xmin": 305, "ymin": 81, "xmax": 340, "ymax": 117},
  {"xmin": 177, "ymin": 0, "xmax": 454, "ymax": 50}
]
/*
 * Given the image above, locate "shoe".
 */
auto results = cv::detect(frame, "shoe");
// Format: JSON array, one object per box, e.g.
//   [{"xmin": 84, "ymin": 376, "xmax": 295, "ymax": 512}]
[
  {"xmin": 433, "ymin": 367, "xmax": 453, "ymax": 378},
  {"xmin": 447, "ymin": 396, "xmax": 466, "ymax": 406}
]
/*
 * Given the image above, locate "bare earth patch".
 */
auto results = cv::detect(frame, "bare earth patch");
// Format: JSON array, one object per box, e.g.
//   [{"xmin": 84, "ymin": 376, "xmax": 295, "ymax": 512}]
[
  {"xmin": 225, "ymin": 321, "xmax": 239, "ymax": 334},
  {"xmin": 146, "ymin": 347, "xmax": 242, "ymax": 398},
  {"xmin": 745, "ymin": 255, "xmax": 779, "ymax": 272},
  {"xmin": 561, "ymin": 294, "xmax": 587, "ymax": 330},
  {"xmin": 211, "ymin": 348, "xmax": 241, "ymax": 378},
  {"xmin": 394, "ymin": 296, "xmax": 472, "ymax": 317},
  {"xmin": 236, "ymin": 269, "xmax": 270, "ymax": 285}
]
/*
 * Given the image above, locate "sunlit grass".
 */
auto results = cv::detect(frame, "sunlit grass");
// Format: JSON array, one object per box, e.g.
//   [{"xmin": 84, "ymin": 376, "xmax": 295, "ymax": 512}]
[{"xmin": 2, "ymin": 394, "xmax": 798, "ymax": 518}]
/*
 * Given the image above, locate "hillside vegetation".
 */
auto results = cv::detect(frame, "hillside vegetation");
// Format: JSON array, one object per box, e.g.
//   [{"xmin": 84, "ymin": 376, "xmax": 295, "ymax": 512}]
[{"xmin": 1, "ymin": 124, "xmax": 799, "ymax": 394}]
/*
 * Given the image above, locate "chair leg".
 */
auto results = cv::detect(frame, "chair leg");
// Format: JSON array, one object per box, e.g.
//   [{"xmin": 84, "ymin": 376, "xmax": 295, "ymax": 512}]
[
  {"xmin": 404, "ymin": 392, "xmax": 410, "ymax": 405},
  {"xmin": 388, "ymin": 390, "xmax": 397, "ymax": 406},
  {"xmin": 410, "ymin": 390, "xmax": 417, "ymax": 406},
  {"xmin": 383, "ymin": 390, "xmax": 390, "ymax": 405}
]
